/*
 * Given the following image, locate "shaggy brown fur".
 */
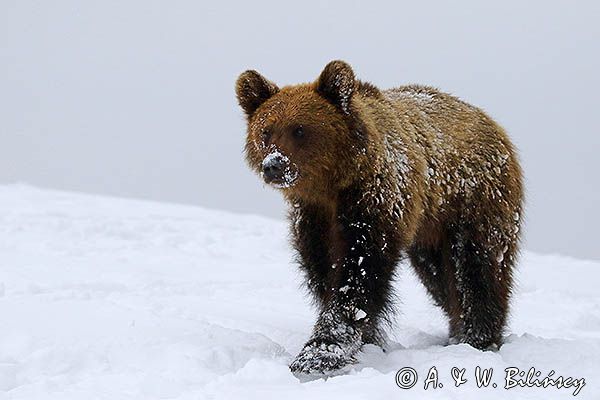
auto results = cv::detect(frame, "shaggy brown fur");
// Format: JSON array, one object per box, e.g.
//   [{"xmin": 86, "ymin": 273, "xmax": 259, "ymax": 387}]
[{"xmin": 236, "ymin": 60, "xmax": 523, "ymax": 375}]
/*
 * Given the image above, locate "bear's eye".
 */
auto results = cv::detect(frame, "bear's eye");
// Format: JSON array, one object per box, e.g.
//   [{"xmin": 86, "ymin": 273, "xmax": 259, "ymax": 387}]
[
  {"xmin": 293, "ymin": 126, "xmax": 304, "ymax": 139},
  {"xmin": 261, "ymin": 129, "xmax": 271, "ymax": 144}
]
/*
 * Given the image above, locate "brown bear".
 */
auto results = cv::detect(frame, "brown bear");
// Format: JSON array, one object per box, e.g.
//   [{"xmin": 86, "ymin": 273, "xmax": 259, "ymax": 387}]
[{"xmin": 235, "ymin": 60, "xmax": 523, "ymax": 375}]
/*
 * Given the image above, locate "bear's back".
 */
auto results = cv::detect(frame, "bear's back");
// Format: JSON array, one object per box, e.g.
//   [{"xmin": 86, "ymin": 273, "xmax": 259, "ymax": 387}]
[{"xmin": 377, "ymin": 83, "xmax": 521, "ymax": 227}]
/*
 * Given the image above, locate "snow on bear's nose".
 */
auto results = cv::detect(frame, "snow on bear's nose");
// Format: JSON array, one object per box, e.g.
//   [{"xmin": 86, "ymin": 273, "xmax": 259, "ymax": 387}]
[
  {"xmin": 261, "ymin": 149, "xmax": 298, "ymax": 188},
  {"xmin": 262, "ymin": 153, "xmax": 285, "ymax": 182}
]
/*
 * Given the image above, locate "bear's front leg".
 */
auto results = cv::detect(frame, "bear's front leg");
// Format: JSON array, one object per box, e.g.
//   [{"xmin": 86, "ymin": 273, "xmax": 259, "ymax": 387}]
[
  {"xmin": 289, "ymin": 302, "xmax": 364, "ymax": 375},
  {"xmin": 290, "ymin": 202, "xmax": 401, "ymax": 375}
]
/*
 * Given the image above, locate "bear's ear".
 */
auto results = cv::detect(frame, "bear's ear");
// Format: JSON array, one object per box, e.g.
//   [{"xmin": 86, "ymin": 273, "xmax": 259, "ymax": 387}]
[
  {"xmin": 316, "ymin": 60, "xmax": 356, "ymax": 114},
  {"xmin": 235, "ymin": 70, "xmax": 279, "ymax": 117}
]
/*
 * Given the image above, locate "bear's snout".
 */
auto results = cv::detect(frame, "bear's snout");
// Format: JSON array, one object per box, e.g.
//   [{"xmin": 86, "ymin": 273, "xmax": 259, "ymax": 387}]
[
  {"xmin": 262, "ymin": 151, "xmax": 287, "ymax": 183},
  {"xmin": 261, "ymin": 149, "xmax": 298, "ymax": 188},
  {"xmin": 263, "ymin": 157, "xmax": 285, "ymax": 182}
]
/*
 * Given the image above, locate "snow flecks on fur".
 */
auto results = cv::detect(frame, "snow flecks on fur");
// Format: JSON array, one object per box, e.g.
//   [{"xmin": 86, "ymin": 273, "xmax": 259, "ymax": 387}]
[
  {"xmin": 381, "ymin": 86, "xmax": 521, "ymax": 229},
  {"xmin": 339, "ymin": 285, "xmax": 351, "ymax": 294},
  {"xmin": 333, "ymin": 73, "xmax": 354, "ymax": 115},
  {"xmin": 356, "ymin": 131, "xmax": 412, "ymax": 230},
  {"xmin": 497, "ymin": 245, "xmax": 509, "ymax": 264},
  {"xmin": 385, "ymin": 87, "xmax": 436, "ymax": 105},
  {"xmin": 354, "ymin": 308, "xmax": 367, "ymax": 321}
]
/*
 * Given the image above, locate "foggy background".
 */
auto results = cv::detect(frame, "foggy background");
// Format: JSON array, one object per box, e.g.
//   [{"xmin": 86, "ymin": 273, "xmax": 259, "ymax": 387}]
[{"xmin": 1, "ymin": 1, "xmax": 599, "ymax": 260}]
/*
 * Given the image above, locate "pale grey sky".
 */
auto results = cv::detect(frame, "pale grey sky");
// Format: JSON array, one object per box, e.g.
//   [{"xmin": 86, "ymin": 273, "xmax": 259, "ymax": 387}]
[{"xmin": 1, "ymin": 0, "xmax": 599, "ymax": 260}]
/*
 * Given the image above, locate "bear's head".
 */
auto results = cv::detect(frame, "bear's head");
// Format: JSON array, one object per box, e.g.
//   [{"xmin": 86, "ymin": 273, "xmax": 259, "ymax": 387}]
[{"xmin": 236, "ymin": 61, "xmax": 368, "ymax": 202}]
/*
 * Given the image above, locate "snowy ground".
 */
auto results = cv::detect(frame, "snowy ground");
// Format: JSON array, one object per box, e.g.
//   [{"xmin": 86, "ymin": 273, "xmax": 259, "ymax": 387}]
[{"xmin": 0, "ymin": 184, "xmax": 598, "ymax": 399}]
